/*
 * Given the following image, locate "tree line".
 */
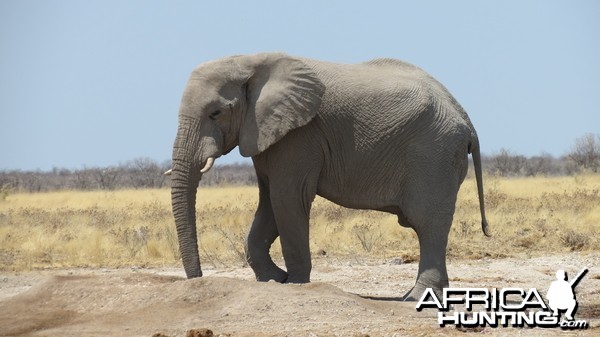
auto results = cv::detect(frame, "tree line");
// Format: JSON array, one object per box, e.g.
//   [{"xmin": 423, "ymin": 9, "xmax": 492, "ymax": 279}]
[
  {"xmin": 482, "ymin": 133, "xmax": 600, "ymax": 177},
  {"xmin": 1, "ymin": 134, "xmax": 598, "ymax": 193},
  {"xmin": 0, "ymin": 158, "xmax": 257, "ymax": 193}
]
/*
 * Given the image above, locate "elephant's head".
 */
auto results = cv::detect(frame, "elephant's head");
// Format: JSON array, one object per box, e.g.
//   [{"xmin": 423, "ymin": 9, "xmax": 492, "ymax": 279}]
[{"xmin": 168, "ymin": 53, "xmax": 325, "ymax": 278}]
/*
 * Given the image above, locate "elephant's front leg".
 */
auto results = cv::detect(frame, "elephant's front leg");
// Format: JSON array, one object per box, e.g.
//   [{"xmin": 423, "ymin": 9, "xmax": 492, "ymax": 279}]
[
  {"xmin": 245, "ymin": 179, "xmax": 288, "ymax": 283},
  {"xmin": 253, "ymin": 131, "xmax": 321, "ymax": 283},
  {"xmin": 271, "ymin": 195, "xmax": 313, "ymax": 283},
  {"xmin": 268, "ymin": 180, "xmax": 317, "ymax": 283}
]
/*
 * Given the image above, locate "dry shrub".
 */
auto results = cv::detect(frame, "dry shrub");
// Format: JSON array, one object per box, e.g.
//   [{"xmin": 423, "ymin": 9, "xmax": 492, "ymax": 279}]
[
  {"xmin": 514, "ymin": 232, "xmax": 542, "ymax": 249},
  {"xmin": 352, "ymin": 221, "xmax": 383, "ymax": 253},
  {"xmin": 559, "ymin": 229, "xmax": 589, "ymax": 251},
  {"xmin": 0, "ymin": 185, "xmax": 9, "ymax": 202}
]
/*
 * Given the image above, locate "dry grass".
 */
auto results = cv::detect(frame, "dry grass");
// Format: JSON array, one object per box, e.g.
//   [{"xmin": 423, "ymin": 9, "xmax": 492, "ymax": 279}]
[{"xmin": 0, "ymin": 175, "xmax": 599, "ymax": 272}]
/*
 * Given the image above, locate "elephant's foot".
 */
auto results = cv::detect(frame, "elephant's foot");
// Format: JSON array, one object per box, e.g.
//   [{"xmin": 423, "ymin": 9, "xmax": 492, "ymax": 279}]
[
  {"xmin": 284, "ymin": 274, "xmax": 310, "ymax": 284},
  {"xmin": 402, "ymin": 280, "xmax": 446, "ymax": 302},
  {"xmin": 402, "ymin": 286, "xmax": 426, "ymax": 302},
  {"xmin": 255, "ymin": 265, "xmax": 288, "ymax": 283},
  {"xmin": 282, "ymin": 260, "xmax": 311, "ymax": 284}
]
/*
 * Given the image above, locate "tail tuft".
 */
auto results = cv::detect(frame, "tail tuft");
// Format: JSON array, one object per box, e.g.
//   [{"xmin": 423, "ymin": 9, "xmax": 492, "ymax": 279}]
[{"xmin": 482, "ymin": 219, "xmax": 491, "ymax": 237}]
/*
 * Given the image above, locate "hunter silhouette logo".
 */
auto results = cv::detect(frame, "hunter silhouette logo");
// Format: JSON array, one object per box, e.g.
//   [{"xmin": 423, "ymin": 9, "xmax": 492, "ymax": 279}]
[
  {"xmin": 416, "ymin": 267, "xmax": 589, "ymax": 329},
  {"xmin": 547, "ymin": 268, "xmax": 588, "ymax": 321}
]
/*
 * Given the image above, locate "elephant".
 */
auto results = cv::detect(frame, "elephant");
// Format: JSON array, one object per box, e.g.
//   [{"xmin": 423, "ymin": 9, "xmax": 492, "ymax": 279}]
[{"xmin": 166, "ymin": 52, "xmax": 490, "ymax": 301}]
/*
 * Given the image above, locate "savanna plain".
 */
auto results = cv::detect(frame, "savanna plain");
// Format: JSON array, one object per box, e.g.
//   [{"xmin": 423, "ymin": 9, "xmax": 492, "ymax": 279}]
[{"xmin": 0, "ymin": 174, "xmax": 599, "ymax": 336}]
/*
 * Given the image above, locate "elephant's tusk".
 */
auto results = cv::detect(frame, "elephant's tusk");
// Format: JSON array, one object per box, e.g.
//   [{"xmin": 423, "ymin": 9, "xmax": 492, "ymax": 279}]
[
  {"xmin": 163, "ymin": 169, "xmax": 173, "ymax": 176},
  {"xmin": 200, "ymin": 157, "xmax": 215, "ymax": 173}
]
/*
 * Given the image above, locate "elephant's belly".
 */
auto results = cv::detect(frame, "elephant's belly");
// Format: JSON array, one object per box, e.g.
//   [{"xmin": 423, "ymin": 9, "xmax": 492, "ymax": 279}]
[
  {"xmin": 316, "ymin": 173, "xmax": 402, "ymax": 213},
  {"xmin": 316, "ymin": 172, "xmax": 413, "ymax": 229}
]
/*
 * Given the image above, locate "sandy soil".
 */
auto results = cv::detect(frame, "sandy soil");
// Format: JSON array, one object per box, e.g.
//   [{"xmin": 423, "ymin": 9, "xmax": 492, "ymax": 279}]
[{"xmin": 1, "ymin": 253, "xmax": 598, "ymax": 337}]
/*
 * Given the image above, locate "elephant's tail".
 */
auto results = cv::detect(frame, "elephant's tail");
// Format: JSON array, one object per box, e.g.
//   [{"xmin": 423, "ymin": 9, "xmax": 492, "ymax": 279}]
[{"xmin": 470, "ymin": 138, "xmax": 491, "ymax": 237}]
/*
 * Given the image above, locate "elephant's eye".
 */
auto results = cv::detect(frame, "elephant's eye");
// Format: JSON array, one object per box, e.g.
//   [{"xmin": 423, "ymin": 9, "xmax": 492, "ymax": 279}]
[{"xmin": 209, "ymin": 110, "xmax": 222, "ymax": 120}]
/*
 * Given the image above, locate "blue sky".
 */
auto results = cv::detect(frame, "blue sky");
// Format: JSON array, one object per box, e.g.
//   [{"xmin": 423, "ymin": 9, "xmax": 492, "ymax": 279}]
[{"xmin": 1, "ymin": 0, "xmax": 599, "ymax": 171}]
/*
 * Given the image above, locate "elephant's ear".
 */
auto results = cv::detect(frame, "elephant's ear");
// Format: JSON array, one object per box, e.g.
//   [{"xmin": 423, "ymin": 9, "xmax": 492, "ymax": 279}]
[{"xmin": 239, "ymin": 54, "xmax": 325, "ymax": 157}]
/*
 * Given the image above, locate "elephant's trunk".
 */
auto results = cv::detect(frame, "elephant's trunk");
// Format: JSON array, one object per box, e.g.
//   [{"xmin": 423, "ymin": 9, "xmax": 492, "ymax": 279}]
[
  {"xmin": 170, "ymin": 113, "xmax": 221, "ymax": 278},
  {"xmin": 170, "ymin": 114, "xmax": 206, "ymax": 278},
  {"xmin": 170, "ymin": 158, "xmax": 203, "ymax": 278}
]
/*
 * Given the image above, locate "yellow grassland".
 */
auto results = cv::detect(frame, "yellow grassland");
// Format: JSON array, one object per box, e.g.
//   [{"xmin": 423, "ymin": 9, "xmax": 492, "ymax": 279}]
[{"xmin": 0, "ymin": 175, "xmax": 599, "ymax": 271}]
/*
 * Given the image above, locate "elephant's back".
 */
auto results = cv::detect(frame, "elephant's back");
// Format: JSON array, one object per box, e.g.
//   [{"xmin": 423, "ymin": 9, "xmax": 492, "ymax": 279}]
[
  {"xmin": 361, "ymin": 58, "xmax": 478, "ymax": 143},
  {"xmin": 305, "ymin": 56, "xmax": 477, "ymax": 154},
  {"xmin": 305, "ymin": 58, "xmax": 430, "ymax": 85},
  {"xmin": 363, "ymin": 58, "xmax": 428, "ymax": 76}
]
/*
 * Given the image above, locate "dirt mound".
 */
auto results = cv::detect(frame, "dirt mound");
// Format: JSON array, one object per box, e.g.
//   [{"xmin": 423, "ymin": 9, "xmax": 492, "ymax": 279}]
[
  {"xmin": 0, "ymin": 273, "xmax": 427, "ymax": 337},
  {"xmin": 1, "ymin": 253, "xmax": 598, "ymax": 336}
]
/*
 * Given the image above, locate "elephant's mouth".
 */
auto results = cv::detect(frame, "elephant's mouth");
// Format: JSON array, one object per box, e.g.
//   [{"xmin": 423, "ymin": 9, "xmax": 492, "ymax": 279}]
[{"xmin": 164, "ymin": 156, "xmax": 216, "ymax": 176}]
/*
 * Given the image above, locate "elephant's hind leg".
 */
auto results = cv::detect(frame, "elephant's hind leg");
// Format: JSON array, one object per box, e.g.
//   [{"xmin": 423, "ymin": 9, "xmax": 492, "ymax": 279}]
[
  {"xmin": 400, "ymin": 183, "xmax": 457, "ymax": 301},
  {"xmin": 245, "ymin": 177, "xmax": 288, "ymax": 283},
  {"xmin": 402, "ymin": 216, "xmax": 452, "ymax": 301}
]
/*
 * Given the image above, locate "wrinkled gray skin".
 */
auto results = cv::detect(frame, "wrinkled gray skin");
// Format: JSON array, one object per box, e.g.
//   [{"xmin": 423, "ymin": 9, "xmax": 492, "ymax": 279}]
[{"xmin": 169, "ymin": 53, "xmax": 490, "ymax": 301}]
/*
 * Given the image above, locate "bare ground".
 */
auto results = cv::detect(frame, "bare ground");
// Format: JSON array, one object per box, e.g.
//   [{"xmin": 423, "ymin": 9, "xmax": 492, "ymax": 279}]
[{"xmin": 1, "ymin": 253, "xmax": 599, "ymax": 337}]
